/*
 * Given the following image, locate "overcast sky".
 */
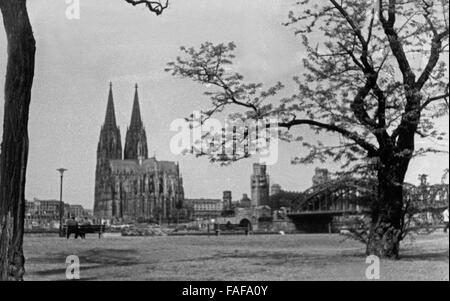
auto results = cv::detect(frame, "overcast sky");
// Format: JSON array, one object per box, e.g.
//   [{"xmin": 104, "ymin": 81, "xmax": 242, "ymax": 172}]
[{"xmin": 0, "ymin": 0, "xmax": 448, "ymax": 208}]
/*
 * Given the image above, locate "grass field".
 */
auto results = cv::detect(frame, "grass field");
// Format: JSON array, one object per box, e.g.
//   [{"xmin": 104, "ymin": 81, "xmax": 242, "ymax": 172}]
[{"xmin": 23, "ymin": 232, "xmax": 449, "ymax": 281}]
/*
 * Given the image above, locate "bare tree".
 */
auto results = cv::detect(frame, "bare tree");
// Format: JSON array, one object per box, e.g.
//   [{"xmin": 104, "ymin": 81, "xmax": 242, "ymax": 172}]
[
  {"xmin": 166, "ymin": 0, "xmax": 449, "ymax": 258},
  {"xmin": 0, "ymin": 0, "xmax": 169, "ymax": 281}
]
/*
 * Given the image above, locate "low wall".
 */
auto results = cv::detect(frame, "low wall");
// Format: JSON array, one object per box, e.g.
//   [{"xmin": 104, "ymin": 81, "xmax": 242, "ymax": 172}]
[{"xmin": 271, "ymin": 221, "xmax": 297, "ymax": 233}]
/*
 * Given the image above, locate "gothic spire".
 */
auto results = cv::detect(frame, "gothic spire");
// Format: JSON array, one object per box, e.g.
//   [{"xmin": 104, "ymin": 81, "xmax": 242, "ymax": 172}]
[
  {"xmin": 97, "ymin": 81, "xmax": 122, "ymax": 162},
  {"xmin": 130, "ymin": 83, "xmax": 143, "ymax": 129},
  {"xmin": 104, "ymin": 82, "xmax": 117, "ymax": 129},
  {"xmin": 124, "ymin": 83, "xmax": 148, "ymax": 160}
]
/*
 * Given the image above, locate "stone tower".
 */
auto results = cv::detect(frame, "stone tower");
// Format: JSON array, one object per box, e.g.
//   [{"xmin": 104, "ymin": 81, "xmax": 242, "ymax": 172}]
[
  {"xmin": 94, "ymin": 83, "xmax": 122, "ymax": 216},
  {"xmin": 251, "ymin": 163, "xmax": 270, "ymax": 207},
  {"xmin": 312, "ymin": 168, "xmax": 330, "ymax": 186},
  {"xmin": 270, "ymin": 184, "xmax": 282, "ymax": 196},
  {"xmin": 223, "ymin": 191, "xmax": 232, "ymax": 209},
  {"xmin": 124, "ymin": 84, "xmax": 148, "ymax": 161}
]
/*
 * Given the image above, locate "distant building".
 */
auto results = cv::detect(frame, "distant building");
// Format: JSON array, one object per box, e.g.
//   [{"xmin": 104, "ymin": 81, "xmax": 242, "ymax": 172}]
[
  {"xmin": 24, "ymin": 199, "xmax": 93, "ymax": 229},
  {"xmin": 25, "ymin": 200, "xmax": 37, "ymax": 215},
  {"xmin": 255, "ymin": 205, "xmax": 272, "ymax": 221},
  {"xmin": 409, "ymin": 174, "xmax": 449, "ymax": 211},
  {"xmin": 312, "ymin": 168, "xmax": 330, "ymax": 186},
  {"xmin": 34, "ymin": 199, "xmax": 65, "ymax": 217},
  {"xmin": 183, "ymin": 199, "xmax": 223, "ymax": 220},
  {"xmin": 223, "ymin": 191, "xmax": 232, "ymax": 209},
  {"xmin": 64, "ymin": 203, "xmax": 71, "ymax": 218},
  {"xmin": 69, "ymin": 205, "xmax": 85, "ymax": 218},
  {"xmin": 251, "ymin": 163, "xmax": 270, "ymax": 207},
  {"xmin": 84, "ymin": 209, "xmax": 94, "ymax": 217},
  {"xmin": 25, "ymin": 199, "xmax": 68, "ymax": 229},
  {"xmin": 94, "ymin": 83, "xmax": 185, "ymax": 223},
  {"xmin": 271, "ymin": 184, "xmax": 282, "ymax": 196},
  {"xmin": 238, "ymin": 194, "xmax": 252, "ymax": 208}
]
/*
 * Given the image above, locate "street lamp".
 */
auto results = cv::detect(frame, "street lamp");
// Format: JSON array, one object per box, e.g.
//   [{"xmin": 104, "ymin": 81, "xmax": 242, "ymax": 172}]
[{"xmin": 57, "ymin": 168, "xmax": 67, "ymax": 237}]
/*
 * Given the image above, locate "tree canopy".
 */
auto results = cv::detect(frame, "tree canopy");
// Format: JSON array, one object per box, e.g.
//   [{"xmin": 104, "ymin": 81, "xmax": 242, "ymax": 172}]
[{"xmin": 166, "ymin": 0, "xmax": 449, "ymax": 177}]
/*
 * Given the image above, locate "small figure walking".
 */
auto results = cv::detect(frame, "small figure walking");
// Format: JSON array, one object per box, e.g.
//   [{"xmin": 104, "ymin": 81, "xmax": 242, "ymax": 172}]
[{"xmin": 443, "ymin": 207, "xmax": 449, "ymax": 233}]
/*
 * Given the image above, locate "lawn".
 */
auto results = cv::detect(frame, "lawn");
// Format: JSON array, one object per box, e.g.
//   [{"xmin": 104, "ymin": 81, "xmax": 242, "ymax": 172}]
[{"xmin": 23, "ymin": 232, "xmax": 449, "ymax": 281}]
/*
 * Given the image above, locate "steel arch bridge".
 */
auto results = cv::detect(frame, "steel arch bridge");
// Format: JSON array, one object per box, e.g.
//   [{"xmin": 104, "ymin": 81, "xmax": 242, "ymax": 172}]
[
  {"xmin": 284, "ymin": 177, "xmax": 375, "ymax": 233},
  {"xmin": 285, "ymin": 177, "xmax": 448, "ymax": 233},
  {"xmin": 289, "ymin": 177, "xmax": 375, "ymax": 216}
]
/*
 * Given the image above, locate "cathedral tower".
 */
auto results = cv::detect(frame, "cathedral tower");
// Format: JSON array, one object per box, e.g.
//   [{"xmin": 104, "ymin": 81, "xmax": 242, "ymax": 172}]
[
  {"xmin": 124, "ymin": 84, "xmax": 148, "ymax": 161},
  {"xmin": 96, "ymin": 82, "xmax": 122, "ymax": 162},
  {"xmin": 94, "ymin": 83, "xmax": 123, "ymax": 216}
]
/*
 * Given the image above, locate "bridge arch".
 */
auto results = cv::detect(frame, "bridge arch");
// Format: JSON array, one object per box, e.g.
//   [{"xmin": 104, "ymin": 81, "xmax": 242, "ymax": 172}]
[
  {"xmin": 291, "ymin": 178, "xmax": 376, "ymax": 214},
  {"xmin": 239, "ymin": 218, "xmax": 252, "ymax": 231}
]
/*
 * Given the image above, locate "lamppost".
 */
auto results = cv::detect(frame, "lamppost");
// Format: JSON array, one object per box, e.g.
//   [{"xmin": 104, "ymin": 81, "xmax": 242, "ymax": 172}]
[{"xmin": 57, "ymin": 168, "xmax": 67, "ymax": 237}]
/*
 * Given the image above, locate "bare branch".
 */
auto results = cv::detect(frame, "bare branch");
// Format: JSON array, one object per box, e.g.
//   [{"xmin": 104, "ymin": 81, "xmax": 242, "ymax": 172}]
[
  {"xmin": 123, "ymin": 0, "xmax": 168, "ymax": 15},
  {"xmin": 379, "ymin": 0, "xmax": 416, "ymax": 86},
  {"xmin": 416, "ymin": 29, "xmax": 449, "ymax": 90},
  {"xmin": 420, "ymin": 91, "xmax": 450, "ymax": 111},
  {"xmin": 279, "ymin": 118, "xmax": 378, "ymax": 156}
]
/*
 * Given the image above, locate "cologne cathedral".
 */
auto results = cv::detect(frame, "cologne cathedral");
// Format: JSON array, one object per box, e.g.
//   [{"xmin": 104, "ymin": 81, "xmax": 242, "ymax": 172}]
[{"xmin": 94, "ymin": 83, "xmax": 184, "ymax": 223}]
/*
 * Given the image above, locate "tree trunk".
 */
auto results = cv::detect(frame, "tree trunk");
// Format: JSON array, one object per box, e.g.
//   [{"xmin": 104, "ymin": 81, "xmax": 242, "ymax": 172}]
[
  {"xmin": 366, "ymin": 166, "xmax": 405, "ymax": 259},
  {"xmin": 0, "ymin": 0, "xmax": 35, "ymax": 281}
]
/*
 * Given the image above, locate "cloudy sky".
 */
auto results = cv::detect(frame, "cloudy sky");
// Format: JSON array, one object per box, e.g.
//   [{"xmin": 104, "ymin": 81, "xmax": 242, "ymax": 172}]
[{"xmin": 0, "ymin": 0, "xmax": 448, "ymax": 208}]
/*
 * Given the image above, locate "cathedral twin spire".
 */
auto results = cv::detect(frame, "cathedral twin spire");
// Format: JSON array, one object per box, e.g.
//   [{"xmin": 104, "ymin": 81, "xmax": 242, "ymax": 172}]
[
  {"xmin": 104, "ymin": 82, "xmax": 118, "ymax": 129},
  {"xmin": 129, "ymin": 84, "xmax": 143, "ymax": 129},
  {"xmin": 99, "ymin": 82, "xmax": 149, "ymax": 162},
  {"xmin": 124, "ymin": 84, "xmax": 149, "ymax": 160}
]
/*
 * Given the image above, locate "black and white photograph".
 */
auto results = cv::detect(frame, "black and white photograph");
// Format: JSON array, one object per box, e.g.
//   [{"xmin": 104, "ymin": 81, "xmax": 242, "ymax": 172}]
[{"xmin": 0, "ymin": 0, "xmax": 448, "ymax": 285}]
